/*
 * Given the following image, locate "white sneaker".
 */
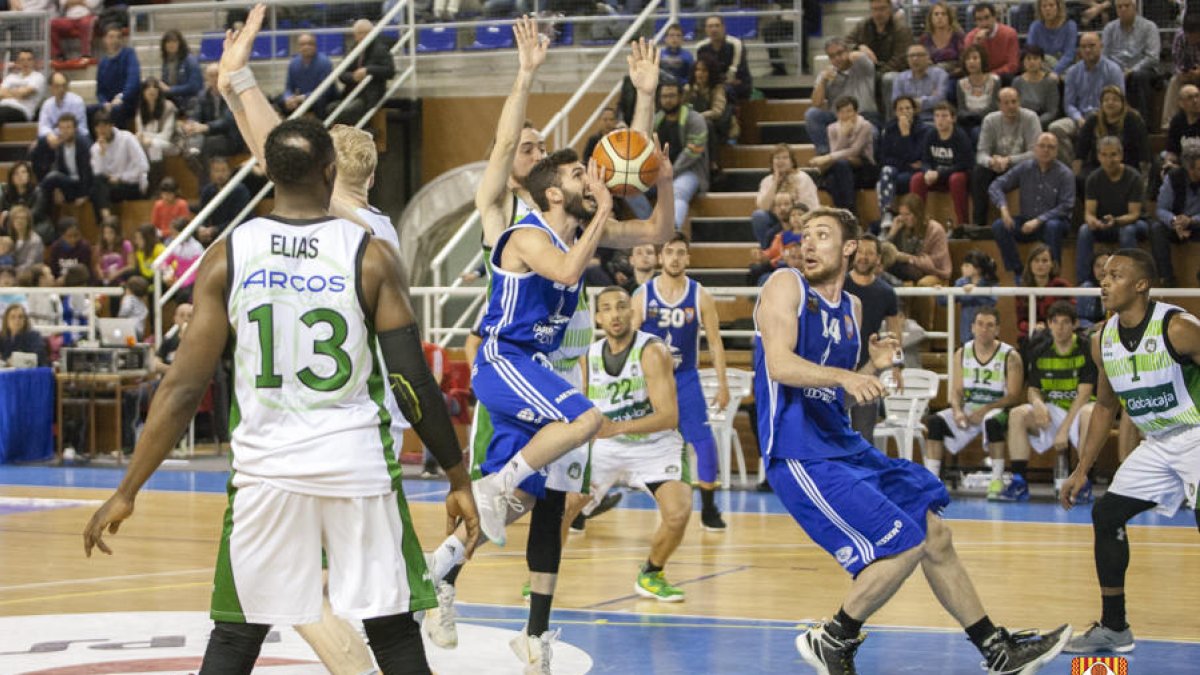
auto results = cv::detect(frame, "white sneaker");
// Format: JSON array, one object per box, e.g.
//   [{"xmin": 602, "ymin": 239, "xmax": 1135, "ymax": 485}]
[
  {"xmin": 472, "ymin": 472, "xmax": 519, "ymax": 546},
  {"xmin": 510, "ymin": 629, "xmax": 559, "ymax": 675},
  {"xmin": 422, "ymin": 581, "xmax": 458, "ymax": 649}
]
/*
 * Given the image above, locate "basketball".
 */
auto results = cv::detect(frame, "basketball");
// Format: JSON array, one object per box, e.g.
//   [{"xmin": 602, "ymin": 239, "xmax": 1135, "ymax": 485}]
[{"xmin": 591, "ymin": 129, "xmax": 661, "ymax": 196}]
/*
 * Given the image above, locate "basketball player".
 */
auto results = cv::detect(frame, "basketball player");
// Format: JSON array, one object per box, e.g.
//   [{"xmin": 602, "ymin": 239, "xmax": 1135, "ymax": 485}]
[
  {"xmin": 81, "ymin": 113, "xmax": 479, "ymax": 675},
  {"xmin": 1060, "ymin": 249, "xmax": 1200, "ymax": 654},
  {"xmin": 922, "ymin": 307, "xmax": 1024, "ymax": 499},
  {"xmin": 755, "ymin": 206, "xmax": 1070, "ymax": 674},
  {"xmin": 563, "ymin": 286, "xmax": 692, "ymax": 602},
  {"xmin": 1002, "ymin": 301, "xmax": 1096, "ymax": 502},
  {"xmin": 631, "ymin": 232, "xmax": 730, "ymax": 530}
]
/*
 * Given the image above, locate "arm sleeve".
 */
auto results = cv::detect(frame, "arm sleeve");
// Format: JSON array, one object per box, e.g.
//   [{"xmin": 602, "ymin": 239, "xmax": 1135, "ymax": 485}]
[
  {"xmin": 122, "ymin": 53, "xmax": 141, "ymax": 104},
  {"xmin": 1157, "ymin": 178, "xmax": 1177, "ymax": 225},
  {"xmin": 989, "ymin": 162, "xmax": 1019, "ymax": 207},
  {"xmin": 1135, "ymin": 22, "xmax": 1161, "ymax": 73},
  {"xmin": 377, "ymin": 324, "xmax": 463, "ymax": 471},
  {"xmin": 1064, "ymin": 70, "xmax": 1082, "ymax": 120},
  {"xmin": 37, "ymin": 100, "xmax": 53, "ymax": 137},
  {"xmin": 951, "ymin": 130, "xmax": 973, "ymax": 173},
  {"xmin": 1038, "ymin": 168, "xmax": 1075, "ymax": 222},
  {"xmin": 1055, "ymin": 22, "xmax": 1078, "ymax": 75},
  {"xmin": 886, "ymin": 25, "xmax": 913, "ymax": 73}
]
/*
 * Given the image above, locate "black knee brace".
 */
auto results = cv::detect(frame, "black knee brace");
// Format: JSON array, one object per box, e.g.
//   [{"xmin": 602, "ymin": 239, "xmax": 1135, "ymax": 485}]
[
  {"xmin": 925, "ymin": 413, "xmax": 951, "ymax": 441},
  {"xmin": 1092, "ymin": 492, "xmax": 1156, "ymax": 588},
  {"xmin": 362, "ymin": 612, "xmax": 430, "ymax": 675},
  {"xmin": 983, "ymin": 414, "xmax": 1007, "ymax": 443},
  {"xmin": 527, "ymin": 489, "xmax": 566, "ymax": 574},
  {"xmin": 199, "ymin": 622, "xmax": 271, "ymax": 675}
]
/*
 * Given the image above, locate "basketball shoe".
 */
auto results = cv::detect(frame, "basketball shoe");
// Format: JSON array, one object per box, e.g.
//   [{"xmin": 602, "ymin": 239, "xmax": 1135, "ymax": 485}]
[
  {"xmin": 635, "ymin": 568, "xmax": 685, "ymax": 602},
  {"xmin": 981, "ymin": 624, "xmax": 1072, "ymax": 674},
  {"xmin": 1064, "ymin": 622, "xmax": 1135, "ymax": 653},
  {"xmin": 992, "ymin": 475, "xmax": 1030, "ymax": 502},
  {"xmin": 422, "ymin": 581, "xmax": 457, "ymax": 648},
  {"xmin": 795, "ymin": 623, "xmax": 866, "ymax": 674},
  {"xmin": 472, "ymin": 471, "xmax": 521, "ymax": 546},
  {"xmin": 510, "ymin": 628, "xmax": 560, "ymax": 675}
]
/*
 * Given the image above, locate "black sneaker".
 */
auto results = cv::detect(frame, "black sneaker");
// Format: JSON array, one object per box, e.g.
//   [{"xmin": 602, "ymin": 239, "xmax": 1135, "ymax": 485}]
[
  {"xmin": 981, "ymin": 624, "xmax": 1071, "ymax": 675},
  {"xmin": 569, "ymin": 513, "xmax": 586, "ymax": 533},
  {"xmin": 587, "ymin": 491, "xmax": 623, "ymax": 521},
  {"xmin": 795, "ymin": 623, "xmax": 865, "ymax": 675},
  {"xmin": 701, "ymin": 507, "xmax": 727, "ymax": 531},
  {"xmin": 756, "ymin": 479, "xmax": 773, "ymax": 493}
]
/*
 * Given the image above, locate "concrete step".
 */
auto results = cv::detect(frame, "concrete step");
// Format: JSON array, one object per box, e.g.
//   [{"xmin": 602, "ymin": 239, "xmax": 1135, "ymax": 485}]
[
  {"xmin": 690, "ymin": 268, "xmax": 749, "ymax": 289},
  {"xmin": 689, "ymin": 216, "xmax": 756, "ymax": 243},
  {"xmin": 715, "ymin": 168, "xmax": 768, "ymax": 192},
  {"xmin": 0, "ymin": 122, "xmax": 37, "ymax": 143},
  {"xmin": 691, "ymin": 192, "xmax": 757, "ymax": 218},
  {"xmin": 758, "ymin": 121, "xmax": 808, "ymax": 145},
  {"xmin": 720, "ymin": 143, "xmax": 815, "ymax": 169},
  {"xmin": 690, "ymin": 241, "xmax": 756, "ymax": 269}
]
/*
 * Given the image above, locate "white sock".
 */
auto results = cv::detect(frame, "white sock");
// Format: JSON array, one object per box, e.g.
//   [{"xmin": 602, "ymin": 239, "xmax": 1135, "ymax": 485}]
[
  {"xmin": 429, "ymin": 536, "xmax": 466, "ymax": 582},
  {"xmin": 924, "ymin": 459, "xmax": 941, "ymax": 478},
  {"xmin": 497, "ymin": 453, "xmax": 536, "ymax": 487},
  {"xmin": 991, "ymin": 458, "xmax": 1005, "ymax": 481}
]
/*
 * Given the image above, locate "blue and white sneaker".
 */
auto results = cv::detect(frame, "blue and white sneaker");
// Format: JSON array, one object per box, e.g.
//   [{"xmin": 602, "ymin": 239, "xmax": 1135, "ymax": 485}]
[{"xmin": 990, "ymin": 475, "xmax": 1030, "ymax": 502}]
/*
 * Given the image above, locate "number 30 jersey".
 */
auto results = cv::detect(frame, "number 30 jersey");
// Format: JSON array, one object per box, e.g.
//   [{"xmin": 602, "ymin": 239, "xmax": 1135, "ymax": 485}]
[
  {"xmin": 637, "ymin": 276, "xmax": 703, "ymax": 372},
  {"xmin": 227, "ymin": 215, "xmax": 396, "ymax": 498}
]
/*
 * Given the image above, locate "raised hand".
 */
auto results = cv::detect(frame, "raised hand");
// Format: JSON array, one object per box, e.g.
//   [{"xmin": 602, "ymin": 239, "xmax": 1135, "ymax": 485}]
[
  {"xmin": 218, "ymin": 3, "xmax": 267, "ymax": 96},
  {"xmin": 628, "ymin": 37, "xmax": 660, "ymax": 95},
  {"xmin": 585, "ymin": 157, "xmax": 613, "ymax": 216},
  {"xmin": 514, "ymin": 15, "xmax": 549, "ymax": 74},
  {"xmin": 867, "ymin": 332, "xmax": 902, "ymax": 372},
  {"xmin": 651, "ymin": 133, "xmax": 673, "ymax": 182}
]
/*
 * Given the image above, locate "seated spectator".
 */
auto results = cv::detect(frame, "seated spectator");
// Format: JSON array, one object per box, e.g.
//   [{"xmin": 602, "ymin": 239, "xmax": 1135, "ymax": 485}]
[
  {"xmin": 1076, "ymin": 251, "xmax": 1110, "ymax": 326},
  {"xmin": 1153, "ymin": 148, "xmax": 1200, "ymax": 286},
  {"xmin": 752, "ymin": 143, "xmax": 819, "ymax": 247},
  {"xmin": 684, "ymin": 56, "xmax": 731, "ymax": 165},
  {"xmin": 989, "ymin": 133, "xmax": 1075, "ymax": 279},
  {"xmin": 0, "ymin": 238, "xmax": 13, "ymax": 268},
  {"xmin": 809, "ymin": 96, "xmax": 878, "ymax": 211},
  {"xmin": 47, "ymin": 217, "xmax": 92, "ymax": 282},
  {"xmin": 90, "ymin": 111, "xmax": 148, "ymax": 221},
  {"xmin": 31, "ymin": 113, "xmax": 92, "ymax": 210},
  {"xmin": 37, "ymin": 72, "xmax": 89, "ymax": 143},
  {"xmin": 938, "ymin": 248, "xmax": 999, "ymax": 345},
  {"xmin": 116, "ymin": 275, "xmax": 149, "ymax": 340},
  {"xmin": 659, "ymin": 24, "xmax": 694, "ymax": 86},
  {"xmin": 806, "ymin": 37, "xmax": 878, "ymax": 154},
  {"xmin": 1077, "ymin": 136, "xmax": 1146, "ymax": 284},
  {"xmin": 963, "ymin": 3, "xmax": 1019, "ymax": 79},
  {"xmin": 893, "ymin": 43, "xmax": 949, "ymax": 121},
  {"xmin": 973, "ymin": 87, "xmax": 1041, "ymax": 228},
  {"xmin": 1013, "ymin": 47, "xmax": 1061, "ymax": 129},
  {"xmin": 1027, "ymin": 0, "xmax": 1078, "ymax": 76},
  {"xmin": 5, "ymin": 205, "xmax": 42, "ymax": 273},
  {"xmin": 49, "ymin": 0, "xmax": 99, "ymax": 64},
  {"xmin": 1016, "ymin": 244, "xmax": 1072, "ymax": 339},
  {"xmin": 757, "ymin": 231, "xmax": 803, "ymax": 284},
  {"xmin": 181, "ymin": 64, "xmax": 244, "ymax": 173},
  {"xmin": 1163, "ymin": 84, "xmax": 1200, "ymax": 174},
  {"xmin": 880, "ymin": 193, "xmax": 952, "ymax": 331},
  {"xmin": 135, "ymin": 78, "xmax": 181, "ymax": 169},
  {"xmin": 697, "ymin": 15, "xmax": 752, "ymax": 103},
  {"xmin": 0, "ymin": 49, "xmax": 46, "ymax": 127},
  {"xmin": 91, "ymin": 24, "xmax": 141, "ymax": 128},
  {"xmin": 0, "ymin": 304, "xmax": 48, "ymax": 367},
  {"xmin": 162, "ymin": 216, "xmax": 203, "ymax": 300},
  {"xmin": 151, "ymin": 177, "xmax": 190, "ymax": 239},
  {"xmin": 876, "ymin": 95, "xmax": 928, "ymax": 231},
  {"xmin": 279, "ymin": 33, "xmax": 335, "ymax": 119},
  {"xmin": 749, "ymin": 210, "xmax": 803, "ymax": 285},
  {"xmin": 21, "ymin": 263, "xmax": 61, "ymax": 327},
  {"xmin": 628, "ymin": 81, "xmax": 707, "ymax": 229},
  {"xmin": 1, "ymin": 161, "xmax": 50, "ymax": 242},
  {"xmin": 131, "ymin": 223, "xmax": 163, "ymax": 283},
  {"xmin": 1049, "ymin": 32, "xmax": 1124, "ymax": 164},
  {"xmin": 1100, "ymin": 0, "xmax": 1159, "ymax": 125},
  {"xmin": 1074, "ymin": 85, "xmax": 1148, "ymax": 183},
  {"xmin": 956, "ymin": 44, "xmax": 1000, "ymax": 139},
  {"xmin": 196, "ymin": 156, "xmax": 252, "ymax": 245},
  {"xmin": 909, "ymin": 102, "xmax": 970, "ymax": 226},
  {"xmin": 848, "ymin": 0, "xmax": 913, "ymax": 111},
  {"xmin": 1163, "ymin": 12, "xmax": 1200, "ymax": 132},
  {"xmin": 93, "ymin": 217, "xmax": 133, "ymax": 288},
  {"xmin": 334, "ymin": 19, "xmax": 395, "ymax": 126},
  {"xmin": 582, "ymin": 107, "xmax": 619, "ymax": 166},
  {"xmin": 918, "ymin": 1, "xmax": 965, "ymax": 75},
  {"xmin": 160, "ymin": 30, "xmax": 203, "ymax": 116}
]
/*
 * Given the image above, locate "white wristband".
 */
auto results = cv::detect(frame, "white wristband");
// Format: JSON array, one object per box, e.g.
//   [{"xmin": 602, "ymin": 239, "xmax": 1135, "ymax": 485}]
[{"xmin": 228, "ymin": 66, "xmax": 257, "ymax": 95}]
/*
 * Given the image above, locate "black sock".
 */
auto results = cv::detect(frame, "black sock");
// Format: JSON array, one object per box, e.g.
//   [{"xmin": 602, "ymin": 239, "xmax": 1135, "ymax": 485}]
[
  {"xmin": 966, "ymin": 616, "xmax": 999, "ymax": 652},
  {"xmin": 443, "ymin": 563, "xmax": 463, "ymax": 586},
  {"xmin": 528, "ymin": 592, "xmax": 553, "ymax": 637},
  {"xmin": 363, "ymin": 613, "xmax": 430, "ymax": 675},
  {"xmin": 1101, "ymin": 593, "xmax": 1127, "ymax": 632},
  {"xmin": 1012, "ymin": 460, "xmax": 1028, "ymax": 480},
  {"xmin": 700, "ymin": 487, "xmax": 716, "ymax": 511},
  {"xmin": 826, "ymin": 607, "xmax": 863, "ymax": 640},
  {"xmin": 643, "ymin": 560, "xmax": 663, "ymax": 574}
]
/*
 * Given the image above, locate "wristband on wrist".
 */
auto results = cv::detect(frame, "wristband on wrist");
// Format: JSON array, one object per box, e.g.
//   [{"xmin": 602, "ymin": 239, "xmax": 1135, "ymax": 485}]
[{"xmin": 228, "ymin": 65, "xmax": 257, "ymax": 95}]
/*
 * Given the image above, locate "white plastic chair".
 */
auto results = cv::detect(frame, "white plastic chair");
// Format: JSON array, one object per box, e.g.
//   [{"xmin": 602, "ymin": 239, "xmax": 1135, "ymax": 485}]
[
  {"xmin": 872, "ymin": 368, "xmax": 940, "ymax": 462},
  {"xmin": 699, "ymin": 367, "xmax": 753, "ymax": 488}
]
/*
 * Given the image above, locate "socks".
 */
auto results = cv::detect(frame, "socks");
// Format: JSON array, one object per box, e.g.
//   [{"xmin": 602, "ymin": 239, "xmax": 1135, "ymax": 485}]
[
  {"xmin": 528, "ymin": 592, "xmax": 553, "ymax": 637},
  {"xmin": 1011, "ymin": 460, "xmax": 1028, "ymax": 481},
  {"xmin": 700, "ymin": 487, "xmax": 717, "ymax": 512},
  {"xmin": 642, "ymin": 560, "xmax": 663, "ymax": 575},
  {"xmin": 966, "ymin": 616, "xmax": 999, "ymax": 652},
  {"xmin": 990, "ymin": 458, "xmax": 1005, "ymax": 482},
  {"xmin": 1101, "ymin": 593, "xmax": 1128, "ymax": 632},
  {"xmin": 498, "ymin": 453, "xmax": 536, "ymax": 487},
  {"xmin": 924, "ymin": 459, "xmax": 942, "ymax": 478},
  {"xmin": 443, "ymin": 563, "xmax": 463, "ymax": 586},
  {"xmin": 429, "ymin": 536, "xmax": 466, "ymax": 582},
  {"xmin": 826, "ymin": 607, "xmax": 864, "ymax": 640}
]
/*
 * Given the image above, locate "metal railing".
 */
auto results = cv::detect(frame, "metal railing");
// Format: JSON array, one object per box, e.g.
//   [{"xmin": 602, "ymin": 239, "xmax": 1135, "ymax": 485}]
[
  {"xmin": 4, "ymin": 286, "xmax": 126, "ymax": 343},
  {"xmin": 0, "ymin": 11, "xmax": 51, "ymax": 77}
]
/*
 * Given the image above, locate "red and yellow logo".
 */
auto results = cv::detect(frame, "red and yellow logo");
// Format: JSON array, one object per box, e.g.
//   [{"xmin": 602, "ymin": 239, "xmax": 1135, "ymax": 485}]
[{"xmin": 1071, "ymin": 656, "xmax": 1128, "ymax": 675}]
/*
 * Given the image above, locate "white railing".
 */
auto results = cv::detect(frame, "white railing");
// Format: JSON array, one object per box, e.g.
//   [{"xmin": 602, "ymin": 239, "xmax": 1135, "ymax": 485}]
[{"xmin": 4, "ymin": 286, "xmax": 126, "ymax": 343}]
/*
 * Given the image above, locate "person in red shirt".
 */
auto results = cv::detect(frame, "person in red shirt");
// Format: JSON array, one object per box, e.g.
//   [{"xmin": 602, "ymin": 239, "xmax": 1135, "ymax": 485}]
[
  {"xmin": 150, "ymin": 177, "xmax": 190, "ymax": 239},
  {"xmin": 964, "ymin": 3, "xmax": 1020, "ymax": 79}
]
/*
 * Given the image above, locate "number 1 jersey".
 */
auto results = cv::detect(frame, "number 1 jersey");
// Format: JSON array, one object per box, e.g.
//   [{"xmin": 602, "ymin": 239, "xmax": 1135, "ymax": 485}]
[{"xmin": 226, "ymin": 215, "xmax": 397, "ymax": 497}]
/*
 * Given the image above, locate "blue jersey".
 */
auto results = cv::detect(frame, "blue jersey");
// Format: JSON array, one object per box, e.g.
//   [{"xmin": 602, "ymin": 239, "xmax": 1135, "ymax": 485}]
[
  {"xmin": 478, "ymin": 211, "xmax": 581, "ymax": 355},
  {"xmin": 754, "ymin": 268, "xmax": 872, "ymax": 461},
  {"xmin": 639, "ymin": 276, "xmax": 702, "ymax": 372}
]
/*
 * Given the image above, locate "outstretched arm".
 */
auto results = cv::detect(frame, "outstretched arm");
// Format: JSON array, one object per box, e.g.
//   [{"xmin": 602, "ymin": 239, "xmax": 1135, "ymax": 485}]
[
  {"xmin": 217, "ymin": 4, "xmax": 280, "ymax": 165},
  {"xmin": 628, "ymin": 37, "xmax": 659, "ymax": 138},
  {"xmin": 508, "ymin": 161, "xmax": 613, "ymax": 285}
]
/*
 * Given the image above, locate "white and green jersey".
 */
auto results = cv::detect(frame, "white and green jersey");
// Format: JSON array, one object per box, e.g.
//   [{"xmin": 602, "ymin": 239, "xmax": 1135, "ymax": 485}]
[
  {"xmin": 549, "ymin": 293, "xmax": 593, "ymax": 384},
  {"xmin": 961, "ymin": 340, "xmax": 1014, "ymax": 412},
  {"xmin": 587, "ymin": 331, "xmax": 681, "ymax": 446},
  {"xmin": 227, "ymin": 215, "xmax": 396, "ymax": 498},
  {"xmin": 1101, "ymin": 302, "xmax": 1200, "ymax": 437}
]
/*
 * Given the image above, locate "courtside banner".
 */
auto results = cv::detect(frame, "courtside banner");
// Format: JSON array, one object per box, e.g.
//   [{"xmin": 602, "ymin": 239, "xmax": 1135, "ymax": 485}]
[{"xmin": 1071, "ymin": 656, "xmax": 1129, "ymax": 674}]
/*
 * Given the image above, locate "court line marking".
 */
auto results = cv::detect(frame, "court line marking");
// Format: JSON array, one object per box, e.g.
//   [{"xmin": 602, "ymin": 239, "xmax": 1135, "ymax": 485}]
[
  {"xmin": 0, "ymin": 568, "xmax": 213, "ymax": 592},
  {"xmin": 583, "ymin": 564, "xmax": 751, "ymax": 609},
  {"xmin": 0, "ymin": 581, "xmax": 212, "ymax": 607}
]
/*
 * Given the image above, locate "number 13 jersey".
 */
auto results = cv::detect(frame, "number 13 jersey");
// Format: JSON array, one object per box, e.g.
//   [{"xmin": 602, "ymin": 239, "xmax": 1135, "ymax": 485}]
[{"xmin": 226, "ymin": 216, "xmax": 396, "ymax": 497}]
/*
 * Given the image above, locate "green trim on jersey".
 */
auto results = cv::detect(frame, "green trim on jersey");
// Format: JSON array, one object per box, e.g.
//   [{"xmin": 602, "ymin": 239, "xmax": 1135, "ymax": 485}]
[
  {"xmin": 680, "ymin": 444, "xmax": 692, "ymax": 485},
  {"xmin": 228, "ymin": 362, "xmax": 242, "ymax": 437},
  {"xmin": 366, "ymin": 332, "xmax": 401, "ymax": 485},
  {"xmin": 469, "ymin": 403, "xmax": 493, "ymax": 482},
  {"xmin": 1101, "ymin": 303, "xmax": 1200, "ymax": 435},
  {"xmin": 391, "ymin": 475, "xmax": 437, "ymax": 613},
  {"xmin": 210, "ymin": 473, "xmax": 246, "ymax": 623},
  {"xmin": 961, "ymin": 341, "xmax": 1012, "ymax": 410},
  {"xmin": 1031, "ymin": 335, "xmax": 1091, "ymax": 412}
]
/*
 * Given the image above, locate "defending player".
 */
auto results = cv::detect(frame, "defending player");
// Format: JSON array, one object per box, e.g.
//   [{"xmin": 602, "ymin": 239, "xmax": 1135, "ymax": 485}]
[
  {"xmin": 755, "ymin": 206, "xmax": 1069, "ymax": 674},
  {"xmin": 1061, "ymin": 249, "xmax": 1200, "ymax": 654},
  {"xmin": 631, "ymin": 232, "xmax": 731, "ymax": 530}
]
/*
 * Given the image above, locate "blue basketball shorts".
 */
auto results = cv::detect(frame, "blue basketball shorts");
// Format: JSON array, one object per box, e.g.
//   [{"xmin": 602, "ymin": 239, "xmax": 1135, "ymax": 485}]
[
  {"xmin": 675, "ymin": 368, "xmax": 719, "ymax": 483},
  {"xmin": 472, "ymin": 338, "xmax": 595, "ymax": 497},
  {"xmin": 767, "ymin": 449, "xmax": 951, "ymax": 577}
]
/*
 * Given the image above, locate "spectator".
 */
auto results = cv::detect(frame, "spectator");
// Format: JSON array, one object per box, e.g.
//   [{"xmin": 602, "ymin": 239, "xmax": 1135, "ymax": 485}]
[
  {"xmin": 963, "ymin": 2, "xmax": 1019, "ymax": 79},
  {"xmin": 162, "ymin": 216, "xmax": 202, "ymax": 299},
  {"xmin": 876, "ymin": 95, "xmax": 928, "ymax": 231},
  {"xmin": 279, "ymin": 33, "xmax": 335, "ymax": 118},
  {"xmin": 181, "ymin": 64, "xmax": 244, "ymax": 171},
  {"xmin": 956, "ymin": 44, "xmax": 1000, "ymax": 139},
  {"xmin": 1074, "ymin": 85, "xmax": 1149, "ymax": 182},
  {"xmin": 919, "ymin": 1, "xmax": 966, "ymax": 75},
  {"xmin": 116, "ymin": 274, "xmax": 149, "ymax": 339},
  {"xmin": 881, "ymin": 192, "xmax": 953, "ymax": 286},
  {"xmin": 893, "ymin": 43, "xmax": 949, "ymax": 120},
  {"xmin": 93, "ymin": 217, "xmax": 133, "ymax": 287},
  {"xmin": 684, "ymin": 56, "xmax": 732, "ymax": 163},
  {"xmin": 1153, "ymin": 148, "xmax": 1200, "ymax": 285},
  {"xmin": 1, "ymin": 162, "xmax": 50, "ymax": 241},
  {"xmin": 973, "ymin": 87, "xmax": 1041, "ymax": 228},
  {"xmin": 1101, "ymin": 0, "xmax": 1159, "ymax": 125},
  {"xmin": 753, "ymin": 229, "xmax": 804, "ymax": 284},
  {"xmin": 806, "ymin": 37, "xmax": 878, "ymax": 154},
  {"xmin": 659, "ymin": 24, "xmax": 694, "ymax": 86},
  {"xmin": 37, "ymin": 72, "xmax": 89, "ymax": 143},
  {"xmin": 624, "ymin": 243, "xmax": 658, "ymax": 291},
  {"xmin": 131, "ymin": 223, "xmax": 163, "ymax": 284},
  {"xmin": 1077, "ymin": 136, "xmax": 1146, "ymax": 284},
  {"xmin": 748, "ymin": 205, "xmax": 803, "ymax": 285},
  {"xmin": 33, "ymin": 113, "xmax": 92, "ymax": 210},
  {"xmin": 5, "ymin": 205, "xmax": 42, "ymax": 273},
  {"xmin": 0, "ymin": 304, "xmax": 48, "ymax": 367},
  {"xmin": 135, "ymin": 78, "xmax": 180, "ymax": 171},
  {"xmin": 696, "ymin": 15, "xmax": 752, "ymax": 103},
  {"xmin": 1013, "ymin": 46, "xmax": 1061, "ymax": 128},
  {"xmin": 628, "ymin": 80, "xmax": 707, "ymax": 229},
  {"xmin": 1163, "ymin": 84, "xmax": 1200, "ymax": 174},
  {"xmin": 47, "ymin": 218, "xmax": 91, "ymax": 281},
  {"xmin": 844, "ymin": 232, "xmax": 903, "ymax": 439},
  {"xmin": 752, "ymin": 143, "xmax": 819, "ymax": 247},
  {"xmin": 989, "ymin": 133, "xmax": 1075, "ymax": 278},
  {"xmin": 1049, "ymin": 32, "xmax": 1124, "ymax": 164},
  {"xmin": 90, "ymin": 111, "xmax": 148, "ymax": 221},
  {"xmin": 910, "ymin": 102, "xmax": 971, "ymax": 226},
  {"xmin": 848, "ymin": 0, "xmax": 913, "ymax": 111},
  {"xmin": 334, "ymin": 19, "xmax": 395, "ymax": 126},
  {"xmin": 151, "ymin": 177, "xmax": 190, "ymax": 239},
  {"xmin": 938, "ymin": 248, "xmax": 999, "ymax": 345},
  {"xmin": 1163, "ymin": 12, "xmax": 1200, "ymax": 132},
  {"xmin": 21, "ymin": 263, "xmax": 61, "ymax": 328},
  {"xmin": 810, "ymin": 95, "xmax": 878, "ymax": 211},
  {"xmin": 1027, "ymin": 0, "xmax": 1078, "ymax": 76},
  {"xmin": 49, "ymin": 0, "xmax": 100, "ymax": 64},
  {"xmin": 0, "ymin": 49, "xmax": 46, "ymax": 127},
  {"xmin": 1077, "ymin": 0, "xmax": 1113, "ymax": 30},
  {"xmin": 1016, "ymin": 244, "xmax": 1071, "ymax": 339},
  {"xmin": 196, "ymin": 156, "xmax": 251, "ymax": 245},
  {"xmin": 160, "ymin": 30, "xmax": 202, "ymax": 116},
  {"xmin": 92, "ymin": 24, "xmax": 141, "ymax": 128},
  {"xmin": 582, "ymin": 107, "xmax": 619, "ymax": 166},
  {"xmin": 1076, "ymin": 251, "xmax": 1110, "ymax": 326},
  {"xmin": 751, "ymin": 192, "xmax": 796, "ymax": 261}
]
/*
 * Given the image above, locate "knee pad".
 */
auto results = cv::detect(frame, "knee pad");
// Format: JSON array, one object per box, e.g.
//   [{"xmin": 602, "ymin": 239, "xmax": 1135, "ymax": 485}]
[
  {"xmin": 925, "ymin": 413, "xmax": 951, "ymax": 441},
  {"xmin": 362, "ymin": 613, "xmax": 429, "ymax": 675},
  {"xmin": 983, "ymin": 415, "xmax": 1006, "ymax": 443},
  {"xmin": 199, "ymin": 622, "xmax": 271, "ymax": 675},
  {"xmin": 1092, "ymin": 492, "xmax": 1155, "ymax": 536},
  {"xmin": 527, "ymin": 489, "xmax": 566, "ymax": 574}
]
